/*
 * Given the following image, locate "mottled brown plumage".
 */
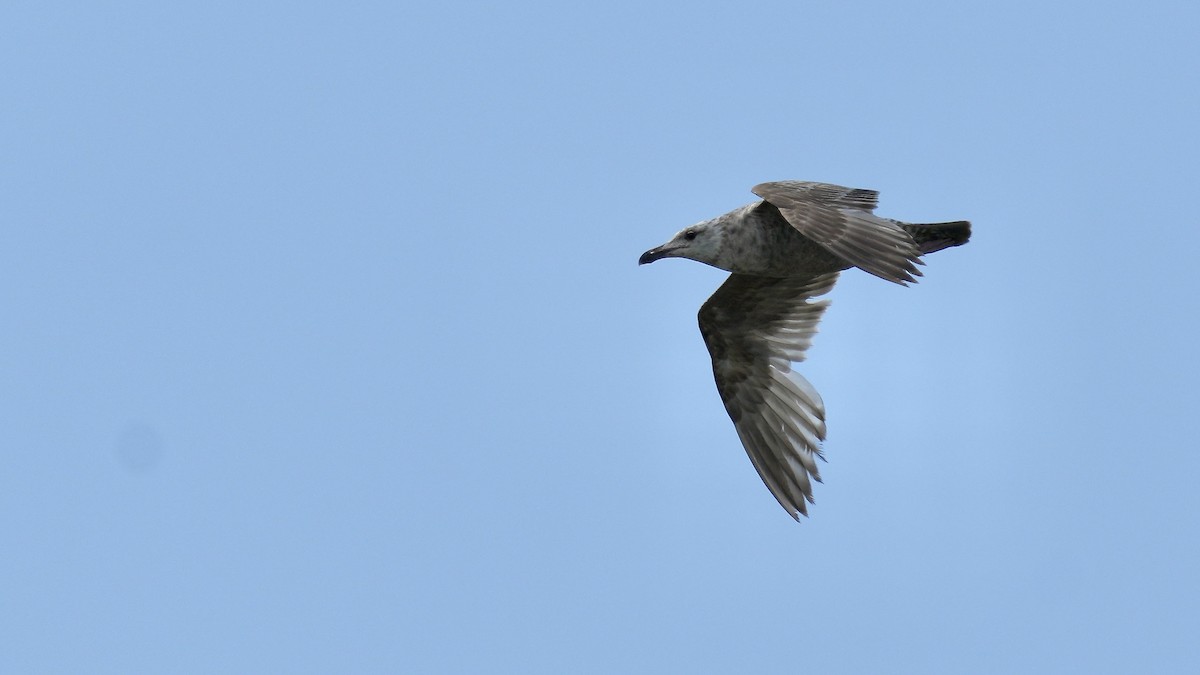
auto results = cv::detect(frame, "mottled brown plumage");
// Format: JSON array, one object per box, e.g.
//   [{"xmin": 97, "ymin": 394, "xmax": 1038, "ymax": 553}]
[{"xmin": 640, "ymin": 180, "xmax": 970, "ymax": 520}]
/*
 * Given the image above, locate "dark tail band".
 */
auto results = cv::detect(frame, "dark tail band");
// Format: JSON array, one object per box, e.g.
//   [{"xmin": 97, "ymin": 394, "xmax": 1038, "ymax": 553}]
[{"xmin": 903, "ymin": 221, "xmax": 971, "ymax": 255}]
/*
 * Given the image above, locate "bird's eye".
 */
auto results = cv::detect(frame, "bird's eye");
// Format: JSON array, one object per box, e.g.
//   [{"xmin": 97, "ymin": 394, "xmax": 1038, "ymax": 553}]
[{"xmin": 684, "ymin": 229, "xmax": 698, "ymax": 241}]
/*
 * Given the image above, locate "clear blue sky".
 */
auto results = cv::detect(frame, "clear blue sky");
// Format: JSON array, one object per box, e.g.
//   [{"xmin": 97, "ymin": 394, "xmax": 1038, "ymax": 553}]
[{"xmin": 4, "ymin": 1, "xmax": 1198, "ymax": 672}]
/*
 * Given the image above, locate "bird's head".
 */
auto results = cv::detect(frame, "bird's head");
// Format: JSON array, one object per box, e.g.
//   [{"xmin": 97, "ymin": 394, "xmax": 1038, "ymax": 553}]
[{"xmin": 638, "ymin": 217, "xmax": 726, "ymax": 268}]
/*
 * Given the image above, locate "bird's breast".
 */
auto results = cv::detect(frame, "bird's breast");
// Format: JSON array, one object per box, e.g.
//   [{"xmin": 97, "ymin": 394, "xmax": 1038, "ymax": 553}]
[{"xmin": 727, "ymin": 209, "xmax": 848, "ymax": 278}]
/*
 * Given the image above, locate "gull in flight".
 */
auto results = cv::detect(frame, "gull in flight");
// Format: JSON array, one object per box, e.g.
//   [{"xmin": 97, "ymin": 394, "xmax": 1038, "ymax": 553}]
[{"xmin": 639, "ymin": 181, "xmax": 970, "ymax": 520}]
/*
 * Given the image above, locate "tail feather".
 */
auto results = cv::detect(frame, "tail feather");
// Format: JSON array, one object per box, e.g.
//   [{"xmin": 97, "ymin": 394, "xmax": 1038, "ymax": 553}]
[{"xmin": 903, "ymin": 221, "xmax": 971, "ymax": 255}]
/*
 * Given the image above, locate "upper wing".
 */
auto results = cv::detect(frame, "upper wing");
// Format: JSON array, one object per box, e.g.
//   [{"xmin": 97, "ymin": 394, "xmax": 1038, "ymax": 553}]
[
  {"xmin": 753, "ymin": 180, "xmax": 881, "ymax": 211},
  {"xmin": 752, "ymin": 181, "xmax": 923, "ymax": 285},
  {"xmin": 698, "ymin": 272, "xmax": 839, "ymax": 520}
]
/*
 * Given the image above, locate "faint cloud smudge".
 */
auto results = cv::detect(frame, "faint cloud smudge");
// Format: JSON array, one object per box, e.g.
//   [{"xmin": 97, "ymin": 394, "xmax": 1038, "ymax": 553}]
[{"xmin": 114, "ymin": 422, "xmax": 165, "ymax": 473}]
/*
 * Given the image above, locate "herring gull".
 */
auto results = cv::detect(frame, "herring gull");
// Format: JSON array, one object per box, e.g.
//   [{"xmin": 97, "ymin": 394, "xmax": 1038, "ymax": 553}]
[{"xmin": 639, "ymin": 181, "xmax": 970, "ymax": 520}]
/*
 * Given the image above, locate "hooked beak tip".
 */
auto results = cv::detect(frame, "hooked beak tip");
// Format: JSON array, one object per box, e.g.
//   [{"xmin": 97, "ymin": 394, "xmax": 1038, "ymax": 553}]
[{"xmin": 638, "ymin": 248, "xmax": 662, "ymax": 265}]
